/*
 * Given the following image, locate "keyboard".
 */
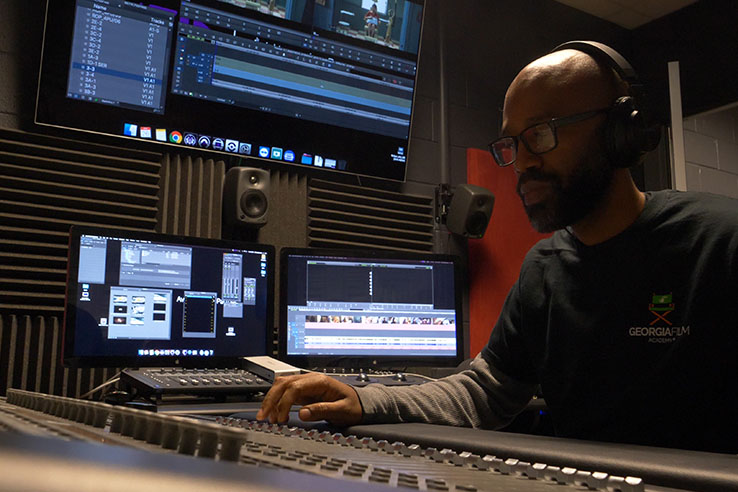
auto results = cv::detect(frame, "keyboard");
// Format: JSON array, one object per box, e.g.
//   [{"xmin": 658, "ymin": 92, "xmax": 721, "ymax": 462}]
[{"xmin": 121, "ymin": 368, "xmax": 271, "ymax": 397}]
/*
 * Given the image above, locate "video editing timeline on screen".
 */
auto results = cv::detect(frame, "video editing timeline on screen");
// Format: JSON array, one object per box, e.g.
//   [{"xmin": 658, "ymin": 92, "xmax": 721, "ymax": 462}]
[
  {"xmin": 69, "ymin": 230, "xmax": 271, "ymax": 362},
  {"xmin": 286, "ymin": 257, "xmax": 457, "ymax": 357},
  {"xmin": 278, "ymin": 249, "xmax": 462, "ymax": 383},
  {"xmin": 42, "ymin": 0, "xmax": 424, "ymax": 181},
  {"xmin": 7, "ymin": 389, "xmax": 738, "ymax": 492},
  {"xmin": 174, "ymin": 1, "xmax": 417, "ymax": 140}
]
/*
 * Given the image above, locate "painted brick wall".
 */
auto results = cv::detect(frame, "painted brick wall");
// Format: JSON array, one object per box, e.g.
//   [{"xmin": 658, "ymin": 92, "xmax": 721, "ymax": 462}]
[{"xmin": 683, "ymin": 106, "xmax": 738, "ymax": 198}]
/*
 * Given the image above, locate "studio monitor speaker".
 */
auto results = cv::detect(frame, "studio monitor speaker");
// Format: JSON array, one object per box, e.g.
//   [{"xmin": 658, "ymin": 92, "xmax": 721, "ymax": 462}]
[
  {"xmin": 222, "ymin": 167, "xmax": 270, "ymax": 228},
  {"xmin": 446, "ymin": 184, "xmax": 494, "ymax": 239}
]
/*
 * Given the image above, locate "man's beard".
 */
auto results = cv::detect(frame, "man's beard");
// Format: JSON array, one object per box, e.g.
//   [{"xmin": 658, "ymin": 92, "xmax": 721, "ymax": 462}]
[{"xmin": 517, "ymin": 144, "xmax": 615, "ymax": 233}]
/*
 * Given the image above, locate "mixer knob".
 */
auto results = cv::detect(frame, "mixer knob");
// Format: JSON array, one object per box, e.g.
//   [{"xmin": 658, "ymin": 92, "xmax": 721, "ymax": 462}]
[
  {"xmin": 360, "ymin": 437, "xmax": 378, "ymax": 449},
  {"xmin": 198, "ymin": 423, "xmax": 221, "ymax": 458},
  {"xmin": 541, "ymin": 465, "xmax": 561, "ymax": 482},
  {"xmin": 574, "ymin": 471, "xmax": 609, "ymax": 489},
  {"xmin": 452, "ymin": 451, "xmax": 477, "ymax": 467},
  {"xmin": 119, "ymin": 408, "xmax": 139, "ymax": 437},
  {"xmin": 621, "ymin": 476, "xmax": 645, "ymax": 492},
  {"xmin": 306, "ymin": 429, "xmax": 320, "ymax": 440},
  {"xmin": 145, "ymin": 413, "xmax": 165, "ymax": 445},
  {"xmin": 73, "ymin": 401, "xmax": 87, "ymax": 424},
  {"xmin": 91, "ymin": 402, "xmax": 110, "ymax": 428},
  {"xmin": 527, "ymin": 462, "xmax": 548, "ymax": 479},
  {"xmin": 400, "ymin": 443, "xmax": 422, "ymax": 457},
  {"xmin": 376, "ymin": 440, "xmax": 393, "ymax": 453},
  {"xmin": 83, "ymin": 402, "xmax": 97, "ymax": 426},
  {"xmin": 318, "ymin": 430, "xmax": 332, "ymax": 441},
  {"xmin": 331, "ymin": 433, "xmax": 347, "ymax": 445},
  {"xmin": 177, "ymin": 419, "xmax": 200, "ymax": 455},
  {"xmin": 160, "ymin": 415, "xmax": 182, "ymax": 450},
  {"xmin": 426, "ymin": 448, "xmax": 452, "ymax": 462},
  {"xmin": 132, "ymin": 410, "xmax": 151, "ymax": 441},
  {"xmin": 391, "ymin": 441, "xmax": 406, "ymax": 453}
]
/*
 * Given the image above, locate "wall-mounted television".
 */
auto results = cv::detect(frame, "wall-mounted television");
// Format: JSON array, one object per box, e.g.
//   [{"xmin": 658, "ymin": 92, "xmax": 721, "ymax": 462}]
[{"xmin": 36, "ymin": 0, "xmax": 425, "ymax": 182}]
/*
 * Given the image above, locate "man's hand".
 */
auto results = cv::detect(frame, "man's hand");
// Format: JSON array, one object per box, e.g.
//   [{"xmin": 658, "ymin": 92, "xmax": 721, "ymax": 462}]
[{"xmin": 256, "ymin": 372, "xmax": 362, "ymax": 426}]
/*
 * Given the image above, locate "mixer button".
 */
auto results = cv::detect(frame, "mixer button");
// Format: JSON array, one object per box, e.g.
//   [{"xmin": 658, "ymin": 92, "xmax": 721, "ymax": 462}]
[
  {"xmin": 426, "ymin": 479, "xmax": 449, "ymax": 491},
  {"xmin": 368, "ymin": 475, "xmax": 390, "ymax": 484},
  {"xmin": 455, "ymin": 485, "xmax": 477, "ymax": 491}
]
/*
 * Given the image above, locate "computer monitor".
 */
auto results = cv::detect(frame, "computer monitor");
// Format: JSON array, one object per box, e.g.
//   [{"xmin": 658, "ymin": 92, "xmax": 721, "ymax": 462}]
[
  {"xmin": 36, "ymin": 0, "xmax": 425, "ymax": 182},
  {"xmin": 279, "ymin": 248, "xmax": 464, "ymax": 370},
  {"xmin": 63, "ymin": 226, "xmax": 274, "ymax": 367}
]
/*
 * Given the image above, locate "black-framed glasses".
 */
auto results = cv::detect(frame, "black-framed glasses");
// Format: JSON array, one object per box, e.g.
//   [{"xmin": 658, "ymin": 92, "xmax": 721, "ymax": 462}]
[{"xmin": 488, "ymin": 108, "xmax": 610, "ymax": 167}]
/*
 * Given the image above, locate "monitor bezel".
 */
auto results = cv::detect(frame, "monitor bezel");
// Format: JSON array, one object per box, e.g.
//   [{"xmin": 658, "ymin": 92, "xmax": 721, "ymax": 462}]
[
  {"xmin": 278, "ymin": 247, "xmax": 464, "ymax": 370},
  {"xmin": 63, "ymin": 225, "xmax": 275, "ymax": 368}
]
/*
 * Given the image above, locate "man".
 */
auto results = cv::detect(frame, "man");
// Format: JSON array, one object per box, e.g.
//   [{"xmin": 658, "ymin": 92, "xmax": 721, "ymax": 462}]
[{"xmin": 258, "ymin": 44, "xmax": 738, "ymax": 453}]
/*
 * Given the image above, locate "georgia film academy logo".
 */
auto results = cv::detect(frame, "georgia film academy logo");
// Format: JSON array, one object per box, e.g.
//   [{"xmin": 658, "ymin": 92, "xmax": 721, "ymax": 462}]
[{"xmin": 628, "ymin": 293, "xmax": 690, "ymax": 343}]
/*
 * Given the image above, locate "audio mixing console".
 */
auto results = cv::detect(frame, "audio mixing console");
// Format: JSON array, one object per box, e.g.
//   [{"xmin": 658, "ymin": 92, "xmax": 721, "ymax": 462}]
[{"xmin": 1, "ymin": 389, "xmax": 736, "ymax": 492}]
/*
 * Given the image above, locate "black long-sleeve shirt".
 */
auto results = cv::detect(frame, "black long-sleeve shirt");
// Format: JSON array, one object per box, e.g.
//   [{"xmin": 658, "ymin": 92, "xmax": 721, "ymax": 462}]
[{"xmin": 357, "ymin": 190, "xmax": 738, "ymax": 454}]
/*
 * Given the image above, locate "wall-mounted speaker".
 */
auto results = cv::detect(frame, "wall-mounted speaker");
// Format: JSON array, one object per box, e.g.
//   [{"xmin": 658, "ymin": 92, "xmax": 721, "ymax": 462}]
[
  {"xmin": 222, "ymin": 167, "xmax": 270, "ymax": 228},
  {"xmin": 446, "ymin": 184, "xmax": 494, "ymax": 239}
]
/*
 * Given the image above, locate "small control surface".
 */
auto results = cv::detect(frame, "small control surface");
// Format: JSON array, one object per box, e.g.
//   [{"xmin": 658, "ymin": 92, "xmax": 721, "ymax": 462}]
[{"xmin": 121, "ymin": 368, "xmax": 271, "ymax": 396}]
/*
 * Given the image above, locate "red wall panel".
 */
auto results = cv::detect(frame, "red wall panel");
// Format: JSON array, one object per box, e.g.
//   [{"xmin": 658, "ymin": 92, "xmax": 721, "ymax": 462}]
[{"xmin": 466, "ymin": 148, "xmax": 551, "ymax": 356}]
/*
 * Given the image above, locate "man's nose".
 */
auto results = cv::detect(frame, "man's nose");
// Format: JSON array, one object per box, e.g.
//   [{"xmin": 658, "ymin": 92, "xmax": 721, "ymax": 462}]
[{"xmin": 512, "ymin": 143, "xmax": 543, "ymax": 175}]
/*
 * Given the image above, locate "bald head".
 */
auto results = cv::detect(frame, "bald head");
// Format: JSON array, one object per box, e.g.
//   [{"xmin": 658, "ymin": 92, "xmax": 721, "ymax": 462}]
[{"xmin": 502, "ymin": 49, "xmax": 629, "ymax": 135}]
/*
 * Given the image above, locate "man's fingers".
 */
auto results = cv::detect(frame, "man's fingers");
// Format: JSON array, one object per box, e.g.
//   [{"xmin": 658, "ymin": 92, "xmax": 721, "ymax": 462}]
[
  {"xmin": 257, "ymin": 373, "xmax": 360, "ymax": 425},
  {"xmin": 299, "ymin": 399, "xmax": 361, "ymax": 426},
  {"xmin": 256, "ymin": 375, "xmax": 299, "ymax": 421}
]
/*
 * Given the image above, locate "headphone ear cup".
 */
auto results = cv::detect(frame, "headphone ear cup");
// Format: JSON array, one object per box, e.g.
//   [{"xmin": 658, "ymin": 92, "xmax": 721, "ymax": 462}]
[{"xmin": 605, "ymin": 96, "xmax": 649, "ymax": 168}]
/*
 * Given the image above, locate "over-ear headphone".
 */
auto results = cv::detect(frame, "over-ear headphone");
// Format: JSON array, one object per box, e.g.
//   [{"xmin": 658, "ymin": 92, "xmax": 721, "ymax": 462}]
[{"xmin": 551, "ymin": 40, "xmax": 660, "ymax": 167}]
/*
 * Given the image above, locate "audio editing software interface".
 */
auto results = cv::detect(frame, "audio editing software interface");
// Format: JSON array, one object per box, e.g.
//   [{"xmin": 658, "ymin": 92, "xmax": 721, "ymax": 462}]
[
  {"xmin": 70, "ymin": 233, "xmax": 270, "ymax": 360},
  {"xmin": 284, "ymin": 254, "xmax": 458, "ymax": 358}
]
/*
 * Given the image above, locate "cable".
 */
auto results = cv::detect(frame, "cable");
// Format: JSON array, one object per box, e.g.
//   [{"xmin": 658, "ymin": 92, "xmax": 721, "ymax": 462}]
[{"xmin": 79, "ymin": 372, "xmax": 121, "ymax": 400}]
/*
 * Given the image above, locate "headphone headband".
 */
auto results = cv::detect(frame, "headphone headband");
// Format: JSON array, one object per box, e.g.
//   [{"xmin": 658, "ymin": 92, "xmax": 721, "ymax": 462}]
[
  {"xmin": 550, "ymin": 40, "xmax": 659, "ymax": 167},
  {"xmin": 551, "ymin": 40, "xmax": 639, "ymax": 87}
]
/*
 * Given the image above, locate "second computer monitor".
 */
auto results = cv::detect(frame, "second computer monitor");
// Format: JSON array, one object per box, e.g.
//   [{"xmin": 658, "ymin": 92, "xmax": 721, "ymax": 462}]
[
  {"xmin": 63, "ymin": 226, "xmax": 275, "ymax": 368},
  {"xmin": 279, "ymin": 248, "xmax": 464, "ymax": 370}
]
